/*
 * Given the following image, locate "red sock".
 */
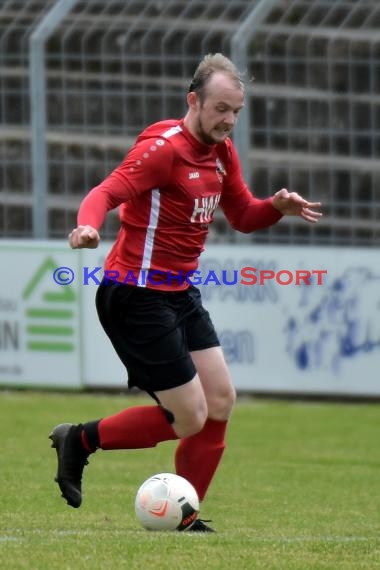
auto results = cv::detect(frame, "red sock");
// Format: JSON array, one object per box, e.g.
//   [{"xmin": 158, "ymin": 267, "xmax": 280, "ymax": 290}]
[
  {"xmin": 98, "ymin": 406, "xmax": 178, "ymax": 450},
  {"xmin": 175, "ymin": 418, "xmax": 228, "ymax": 502}
]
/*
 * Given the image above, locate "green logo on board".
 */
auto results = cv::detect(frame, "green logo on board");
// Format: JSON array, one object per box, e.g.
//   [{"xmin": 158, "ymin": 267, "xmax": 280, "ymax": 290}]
[{"xmin": 22, "ymin": 257, "xmax": 76, "ymax": 352}]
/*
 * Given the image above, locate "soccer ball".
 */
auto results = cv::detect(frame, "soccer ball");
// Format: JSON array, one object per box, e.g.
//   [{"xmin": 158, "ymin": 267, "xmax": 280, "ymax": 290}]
[{"xmin": 135, "ymin": 473, "xmax": 199, "ymax": 531}]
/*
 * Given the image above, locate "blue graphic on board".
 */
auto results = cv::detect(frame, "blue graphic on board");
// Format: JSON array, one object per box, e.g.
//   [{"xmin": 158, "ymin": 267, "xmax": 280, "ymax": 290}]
[{"xmin": 285, "ymin": 268, "xmax": 380, "ymax": 373}]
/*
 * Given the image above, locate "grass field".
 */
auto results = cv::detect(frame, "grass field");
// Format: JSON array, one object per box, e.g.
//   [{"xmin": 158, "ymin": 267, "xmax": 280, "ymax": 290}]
[{"xmin": 0, "ymin": 391, "xmax": 379, "ymax": 569}]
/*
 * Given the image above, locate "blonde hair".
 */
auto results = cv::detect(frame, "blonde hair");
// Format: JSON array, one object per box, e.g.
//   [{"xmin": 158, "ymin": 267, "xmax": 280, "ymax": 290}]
[{"xmin": 188, "ymin": 53, "xmax": 244, "ymax": 100}]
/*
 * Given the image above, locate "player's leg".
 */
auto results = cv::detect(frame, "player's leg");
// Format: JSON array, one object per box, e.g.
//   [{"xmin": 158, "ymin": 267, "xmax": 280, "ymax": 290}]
[
  {"xmin": 49, "ymin": 375, "xmax": 206, "ymax": 508},
  {"xmin": 89, "ymin": 281, "xmax": 209, "ymax": 448},
  {"xmin": 174, "ymin": 347, "xmax": 235, "ymax": 502},
  {"xmin": 173, "ymin": 289, "xmax": 235, "ymax": 509},
  {"xmin": 50, "ymin": 281, "xmax": 208, "ymax": 508},
  {"xmin": 153, "ymin": 374, "xmax": 207, "ymax": 438},
  {"xmin": 88, "ymin": 373, "xmax": 207, "ymax": 453},
  {"xmin": 191, "ymin": 346, "xmax": 235, "ymax": 421}
]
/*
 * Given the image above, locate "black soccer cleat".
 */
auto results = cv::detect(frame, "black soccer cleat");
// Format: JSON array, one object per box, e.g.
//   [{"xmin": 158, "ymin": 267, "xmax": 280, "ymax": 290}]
[
  {"xmin": 49, "ymin": 423, "xmax": 89, "ymax": 508},
  {"xmin": 188, "ymin": 519, "xmax": 215, "ymax": 533}
]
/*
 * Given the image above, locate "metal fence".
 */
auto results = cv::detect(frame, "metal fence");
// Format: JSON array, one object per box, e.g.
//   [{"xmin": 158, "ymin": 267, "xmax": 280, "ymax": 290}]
[{"xmin": 0, "ymin": 0, "xmax": 379, "ymax": 246}]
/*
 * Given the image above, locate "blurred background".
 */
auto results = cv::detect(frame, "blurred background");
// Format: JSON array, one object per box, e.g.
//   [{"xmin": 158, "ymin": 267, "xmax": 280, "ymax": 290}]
[
  {"xmin": 0, "ymin": 0, "xmax": 379, "ymax": 396},
  {"xmin": 1, "ymin": 0, "xmax": 379, "ymax": 245}
]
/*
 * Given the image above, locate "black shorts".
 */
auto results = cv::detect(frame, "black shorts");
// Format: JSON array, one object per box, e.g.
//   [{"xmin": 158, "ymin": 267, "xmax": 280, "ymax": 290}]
[{"xmin": 95, "ymin": 280, "xmax": 220, "ymax": 393}]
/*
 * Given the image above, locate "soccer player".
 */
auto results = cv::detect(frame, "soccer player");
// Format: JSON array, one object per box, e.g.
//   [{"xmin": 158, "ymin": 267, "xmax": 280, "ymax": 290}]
[{"xmin": 50, "ymin": 53, "xmax": 322, "ymax": 532}]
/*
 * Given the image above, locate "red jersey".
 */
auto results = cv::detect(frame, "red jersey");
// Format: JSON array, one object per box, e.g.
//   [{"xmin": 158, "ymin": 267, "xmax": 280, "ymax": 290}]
[{"xmin": 78, "ymin": 119, "xmax": 282, "ymax": 290}]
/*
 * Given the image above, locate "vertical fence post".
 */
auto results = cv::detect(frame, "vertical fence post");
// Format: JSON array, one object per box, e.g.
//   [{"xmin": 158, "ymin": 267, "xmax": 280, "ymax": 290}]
[
  {"xmin": 231, "ymin": 0, "xmax": 277, "ymax": 184},
  {"xmin": 29, "ymin": 0, "xmax": 79, "ymax": 238}
]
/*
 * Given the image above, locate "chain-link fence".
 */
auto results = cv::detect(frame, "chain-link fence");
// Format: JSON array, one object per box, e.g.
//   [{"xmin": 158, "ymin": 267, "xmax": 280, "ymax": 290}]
[{"xmin": 1, "ymin": 0, "xmax": 379, "ymax": 246}]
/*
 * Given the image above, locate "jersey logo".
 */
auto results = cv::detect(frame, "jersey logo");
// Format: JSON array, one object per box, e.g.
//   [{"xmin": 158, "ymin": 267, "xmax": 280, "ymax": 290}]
[
  {"xmin": 188, "ymin": 171, "xmax": 200, "ymax": 180},
  {"xmin": 216, "ymin": 158, "xmax": 226, "ymax": 183},
  {"xmin": 190, "ymin": 194, "xmax": 221, "ymax": 224}
]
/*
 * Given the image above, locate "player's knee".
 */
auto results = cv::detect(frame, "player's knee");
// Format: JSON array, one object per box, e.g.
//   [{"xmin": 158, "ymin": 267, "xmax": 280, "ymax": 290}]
[
  {"xmin": 207, "ymin": 385, "xmax": 236, "ymax": 421},
  {"xmin": 173, "ymin": 404, "xmax": 208, "ymax": 438}
]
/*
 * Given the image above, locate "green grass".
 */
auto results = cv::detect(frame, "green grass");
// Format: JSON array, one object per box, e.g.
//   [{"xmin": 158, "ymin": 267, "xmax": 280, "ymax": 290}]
[{"xmin": 0, "ymin": 391, "xmax": 379, "ymax": 569}]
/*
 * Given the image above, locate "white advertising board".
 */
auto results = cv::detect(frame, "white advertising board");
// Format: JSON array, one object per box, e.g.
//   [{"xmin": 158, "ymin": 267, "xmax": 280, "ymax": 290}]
[
  {"xmin": 197, "ymin": 245, "xmax": 380, "ymax": 396},
  {"xmin": 80, "ymin": 246, "xmax": 126, "ymax": 386},
  {"xmin": 80, "ymin": 243, "xmax": 380, "ymax": 397},
  {"xmin": 0, "ymin": 241, "xmax": 82, "ymax": 388},
  {"xmin": 1, "ymin": 240, "xmax": 379, "ymax": 397}
]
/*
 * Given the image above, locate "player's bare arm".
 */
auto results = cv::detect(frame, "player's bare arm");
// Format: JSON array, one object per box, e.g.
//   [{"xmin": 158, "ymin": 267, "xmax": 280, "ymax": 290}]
[
  {"xmin": 272, "ymin": 188, "xmax": 322, "ymax": 224},
  {"xmin": 69, "ymin": 224, "xmax": 100, "ymax": 249}
]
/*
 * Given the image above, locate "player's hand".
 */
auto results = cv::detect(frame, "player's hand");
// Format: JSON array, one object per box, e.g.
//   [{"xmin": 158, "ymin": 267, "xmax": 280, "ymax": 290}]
[
  {"xmin": 68, "ymin": 225, "xmax": 100, "ymax": 249},
  {"xmin": 272, "ymin": 188, "xmax": 322, "ymax": 223}
]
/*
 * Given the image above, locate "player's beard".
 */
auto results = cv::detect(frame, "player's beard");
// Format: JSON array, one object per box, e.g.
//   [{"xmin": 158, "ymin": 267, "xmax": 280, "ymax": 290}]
[{"xmin": 196, "ymin": 116, "xmax": 231, "ymax": 145}]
